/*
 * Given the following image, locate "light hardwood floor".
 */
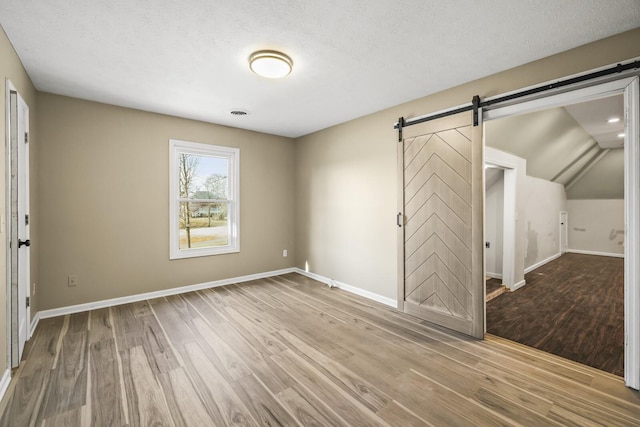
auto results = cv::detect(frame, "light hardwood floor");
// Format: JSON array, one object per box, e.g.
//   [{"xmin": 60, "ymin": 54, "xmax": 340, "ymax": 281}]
[{"xmin": 1, "ymin": 272, "xmax": 640, "ymax": 426}]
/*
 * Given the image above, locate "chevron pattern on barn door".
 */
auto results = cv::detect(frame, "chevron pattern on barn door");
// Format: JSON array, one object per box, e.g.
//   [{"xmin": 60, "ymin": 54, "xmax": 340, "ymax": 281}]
[{"xmin": 403, "ymin": 124, "xmax": 473, "ymax": 321}]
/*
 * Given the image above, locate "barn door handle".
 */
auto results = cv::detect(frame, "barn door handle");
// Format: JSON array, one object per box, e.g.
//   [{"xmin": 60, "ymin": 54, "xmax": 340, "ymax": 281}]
[
  {"xmin": 18, "ymin": 239, "xmax": 30, "ymax": 248},
  {"xmin": 397, "ymin": 212, "xmax": 403, "ymax": 228}
]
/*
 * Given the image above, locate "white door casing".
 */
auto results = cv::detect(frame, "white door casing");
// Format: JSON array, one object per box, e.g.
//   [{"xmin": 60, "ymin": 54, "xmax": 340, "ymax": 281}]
[
  {"xmin": 6, "ymin": 80, "xmax": 30, "ymax": 367},
  {"xmin": 484, "ymin": 76, "xmax": 640, "ymax": 390},
  {"xmin": 560, "ymin": 211, "xmax": 568, "ymax": 254}
]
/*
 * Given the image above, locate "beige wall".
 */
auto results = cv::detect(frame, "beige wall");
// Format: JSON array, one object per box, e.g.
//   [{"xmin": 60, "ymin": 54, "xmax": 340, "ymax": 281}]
[
  {"xmin": 1, "ymin": 27, "xmax": 38, "ymax": 374},
  {"xmin": 295, "ymin": 28, "xmax": 640, "ymax": 301},
  {"xmin": 37, "ymin": 93, "xmax": 295, "ymax": 310}
]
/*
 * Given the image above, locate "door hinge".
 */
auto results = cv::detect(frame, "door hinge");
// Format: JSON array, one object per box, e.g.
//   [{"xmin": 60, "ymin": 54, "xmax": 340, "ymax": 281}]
[
  {"xmin": 25, "ymin": 214, "xmax": 29, "ymax": 225},
  {"xmin": 24, "ymin": 132, "xmax": 28, "ymax": 144},
  {"xmin": 26, "ymin": 296, "xmax": 30, "ymax": 308}
]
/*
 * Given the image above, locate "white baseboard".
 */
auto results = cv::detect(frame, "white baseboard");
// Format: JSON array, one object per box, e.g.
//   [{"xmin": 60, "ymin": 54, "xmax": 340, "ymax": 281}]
[
  {"xmin": 35, "ymin": 266, "xmax": 397, "ymax": 323},
  {"xmin": 567, "ymin": 249, "xmax": 624, "ymax": 258},
  {"xmin": 294, "ymin": 268, "xmax": 397, "ymax": 307},
  {"xmin": 486, "ymin": 272, "xmax": 502, "ymax": 279},
  {"xmin": 512, "ymin": 279, "xmax": 527, "ymax": 291},
  {"xmin": 524, "ymin": 252, "xmax": 562, "ymax": 274},
  {"xmin": 38, "ymin": 268, "xmax": 297, "ymax": 319},
  {"xmin": 0, "ymin": 369, "xmax": 11, "ymax": 403},
  {"xmin": 29, "ymin": 311, "xmax": 40, "ymax": 338}
]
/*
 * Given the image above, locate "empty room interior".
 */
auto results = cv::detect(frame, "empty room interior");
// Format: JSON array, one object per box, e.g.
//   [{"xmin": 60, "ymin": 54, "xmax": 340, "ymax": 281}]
[
  {"xmin": 1, "ymin": 2, "xmax": 640, "ymax": 425},
  {"xmin": 484, "ymin": 95, "xmax": 626, "ymax": 377}
]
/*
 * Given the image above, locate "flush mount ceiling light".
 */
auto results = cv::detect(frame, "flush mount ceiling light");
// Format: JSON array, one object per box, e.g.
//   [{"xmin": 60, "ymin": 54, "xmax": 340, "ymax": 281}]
[
  {"xmin": 249, "ymin": 50, "xmax": 293, "ymax": 79},
  {"xmin": 608, "ymin": 117, "xmax": 621, "ymax": 123},
  {"xmin": 618, "ymin": 133, "xmax": 626, "ymax": 138}
]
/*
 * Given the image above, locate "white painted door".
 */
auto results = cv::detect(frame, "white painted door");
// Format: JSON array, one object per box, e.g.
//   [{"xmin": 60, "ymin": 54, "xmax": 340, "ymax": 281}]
[
  {"xmin": 8, "ymin": 85, "xmax": 30, "ymax": 366},
  {"xmin": 559, "ymin": 211, "xmax": 568, "ymax": 254}
]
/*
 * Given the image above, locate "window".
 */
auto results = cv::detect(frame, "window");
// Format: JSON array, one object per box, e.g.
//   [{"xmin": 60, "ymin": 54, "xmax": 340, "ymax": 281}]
[{"xmin": 169, "ymin": 139, "xmax": 239, "ymax": 259}]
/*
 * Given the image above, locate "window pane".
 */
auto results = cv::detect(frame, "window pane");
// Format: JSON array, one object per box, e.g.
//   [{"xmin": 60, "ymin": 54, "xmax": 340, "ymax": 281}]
[
  {"xmin": 179, "ymin": 153, "xmax": 228, "ymax": 199},
  {"xmin": 178, "ymin": 202, "xmax": 229, "ymax": 249}
]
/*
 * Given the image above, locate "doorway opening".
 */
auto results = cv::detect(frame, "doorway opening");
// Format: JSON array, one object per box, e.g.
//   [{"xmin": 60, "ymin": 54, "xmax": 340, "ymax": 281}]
[
  {"xmin": 483, "ymin": 82, "xmax": 632, "ymax": 380},
  {"xmin": 5, "ymin": 80, "xmax": 31, "ymax": 369},
  {"xmin": 484, "ymin": 165, "xmax": 505, "ymax": 301}
]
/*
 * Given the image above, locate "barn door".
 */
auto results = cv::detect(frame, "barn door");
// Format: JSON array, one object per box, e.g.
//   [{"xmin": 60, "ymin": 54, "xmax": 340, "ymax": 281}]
[{"xmin": 397, "ymin": 111, "xmax": 484, "ymax": 338}]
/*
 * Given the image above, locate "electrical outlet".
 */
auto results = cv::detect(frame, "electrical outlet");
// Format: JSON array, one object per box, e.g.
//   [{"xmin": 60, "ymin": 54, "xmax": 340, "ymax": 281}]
[
  {"xmin": 68, "ymin": 275, "xmax": 78, "ymax": 287},
  {"xmin": 282, "ymin": 249, "xmax": 288, "ymax": 257}
]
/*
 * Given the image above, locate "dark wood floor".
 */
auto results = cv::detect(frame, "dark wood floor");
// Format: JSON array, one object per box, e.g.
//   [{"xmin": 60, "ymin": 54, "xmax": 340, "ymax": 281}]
[
  {"xmin": 2, "ymin": 272, "xmax": 639, "ymax": 425},
  {"xmin": 487, "ymin": 253, "xmax": 624, "ymax": 376},
  {"xmin": 486, "ymin": 278, "xmax": 503, "ymax": 295}
]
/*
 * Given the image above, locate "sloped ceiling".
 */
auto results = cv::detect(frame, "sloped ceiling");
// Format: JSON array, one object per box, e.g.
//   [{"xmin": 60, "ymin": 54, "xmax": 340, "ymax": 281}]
[
  {"xmin": 0, "ymin": 1, "xmax": 639, "ymax": 137},
  {"xmin": 485, "ymin": 95, "xmax": 624, "ymax": 199}
]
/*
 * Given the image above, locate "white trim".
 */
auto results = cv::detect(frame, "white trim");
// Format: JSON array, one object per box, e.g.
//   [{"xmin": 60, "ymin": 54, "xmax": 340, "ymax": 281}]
[
  {"xmin": 294, "ymin": 268, "xmax": 397, "ymax": 307},
  {"xmin": 486, "ymin": 273, "xmax": 502, "ymax": 280},
  {"xmin": 524, "ymin": 253, "xmax": 563, "ymax": 274},
  {"xmin": 29, "ymin": 311, "xmax": 40, "ymax": 339},
  {"xmin": 484, "ymin": 148, "xmax": 518, "ymax": 289},
  {"xmin": 5, "ymin": 79, "xmax": 14, "ymax": 380},
  {"xmin": 38, "ymin": 268, "xmax": 295, "ymax": 319},
  {"xmin": 484, "ymin": 74, "xmax": 639, "ymax": 389},
  {"xmin": 624, "ymin": 77, "xmax": 640, "ymax": 390},
  {"xmin": 0, "ymin": 369, "xmax": 11, "ymax": 403},
  {"xmin": 559, "ymin": 211, "xmax": 568, "ymax": 254},
  {"xmin": 169, "ymin": 139, "xmax": 240, "ymax": 260},
  {"xmin": 485, "ymin": 77, "xmax": 639, "ymax": 122},
  {"xmin": 566, "ymin": 249, "xmax": 624, "ymax": 258},
  {"xmin": 512, "ymin": 279, "xmax": 527, "ymax": 291},
  {"xmin": 483, "ymin": 61, "xmax": 640, "ymax": 120}
]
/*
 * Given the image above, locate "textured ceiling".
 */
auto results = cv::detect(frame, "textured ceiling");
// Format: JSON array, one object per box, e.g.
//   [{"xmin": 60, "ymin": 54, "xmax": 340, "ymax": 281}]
[{"xmin": 1, "ymin": 1, "xmax": 639, "ymax": 137}]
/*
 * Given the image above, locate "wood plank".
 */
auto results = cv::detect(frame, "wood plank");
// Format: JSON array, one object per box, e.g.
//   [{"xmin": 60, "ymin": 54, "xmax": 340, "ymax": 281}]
[
  {"xmin": 190, "ymin": 316, "xmax": 253, "ymax": 381},
  {"xmin": 0, "ymin": 317, "xmax": 65, "ymax": 426},
  {"xmin": 405, "ymin": 155, "xmax": 471, "ymax": 210},
  {"xmin": 120, "ymin": 346, "xmax": 174, "ymax": 426},
  {"xmin": 277, "ymin": 329, "xmax": 390, "ymax": 411},
  {"xmin": 88, "ymin": 308, "xmax": 113, "ymax": 344},
  {"xmin": 271, "ymin": 350, "xmax": 390, "ymax": 427},
  {"xmin": 42, "ymin": 320, "xmax": 88, "ymax": 418},
  {"xmin": 180, "ymin": 342, "xmax": 257, "ymax": 426},
  {"xmin": 393, "ymin": 370, "xmax": 512, "ymax": 426},
  {"xmin": 88, "ymin": 338, "xmax": 124, "ymax": 426},
  {"xmin": 230, "ymin": 374, "xmax": 299, "ymax": 426},
  {"xmin": 377, "ymin": 400, "xmax": 435, "ymax": 427},
  {"xmin": 2, "ymin": 273, "xmax": 639, "ymax": 426},
  {"xmin": 158, "ymin": 367, "xmax": 217, "ymax": 427},
  {"xmin": 276, "ymin": 386, "xmax": 349, "ymax": 427},
  {"xmin": 42, "ymin": 407, "xmax": 82, "ymax": 427}
]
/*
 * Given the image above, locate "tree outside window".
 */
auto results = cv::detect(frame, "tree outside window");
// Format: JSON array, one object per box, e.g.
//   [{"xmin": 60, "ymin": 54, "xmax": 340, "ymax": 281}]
[{"xmin": 170, "ymin": 140, "xmax": 239, "ymax": 259}]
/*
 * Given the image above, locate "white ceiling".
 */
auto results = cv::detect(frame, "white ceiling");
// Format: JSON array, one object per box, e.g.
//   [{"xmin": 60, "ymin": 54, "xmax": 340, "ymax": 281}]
[
  {"xmin": 486, "ymin": 95, "xmax": 625, "ymax": 199},
  {"xmin": 1, "ymin": 1, "xmax": 639, "ymax": 138},
  {"xmin": 565, "ymin": 96, "xmax": 625, "ymax": 149}
]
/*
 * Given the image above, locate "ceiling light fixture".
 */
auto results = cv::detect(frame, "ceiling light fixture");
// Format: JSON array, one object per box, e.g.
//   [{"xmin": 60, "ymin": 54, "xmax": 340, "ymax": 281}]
[
  {"xmin": 249, "ymin": 50, "xmax": 293, "ymax": 79},
  {"xmin": 608, "ymin": 117, "xmax": 620, "ymax": 123},
  {"xmin": 618, "ymin": 133, "xmax": 626, "ymax": 138}
]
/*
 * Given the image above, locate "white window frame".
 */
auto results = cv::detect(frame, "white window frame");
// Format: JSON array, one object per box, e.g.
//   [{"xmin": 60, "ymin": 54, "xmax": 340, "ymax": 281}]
[{"xmin": 169, "ymin": 139, "xmax": 239, "ymax": 259}]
